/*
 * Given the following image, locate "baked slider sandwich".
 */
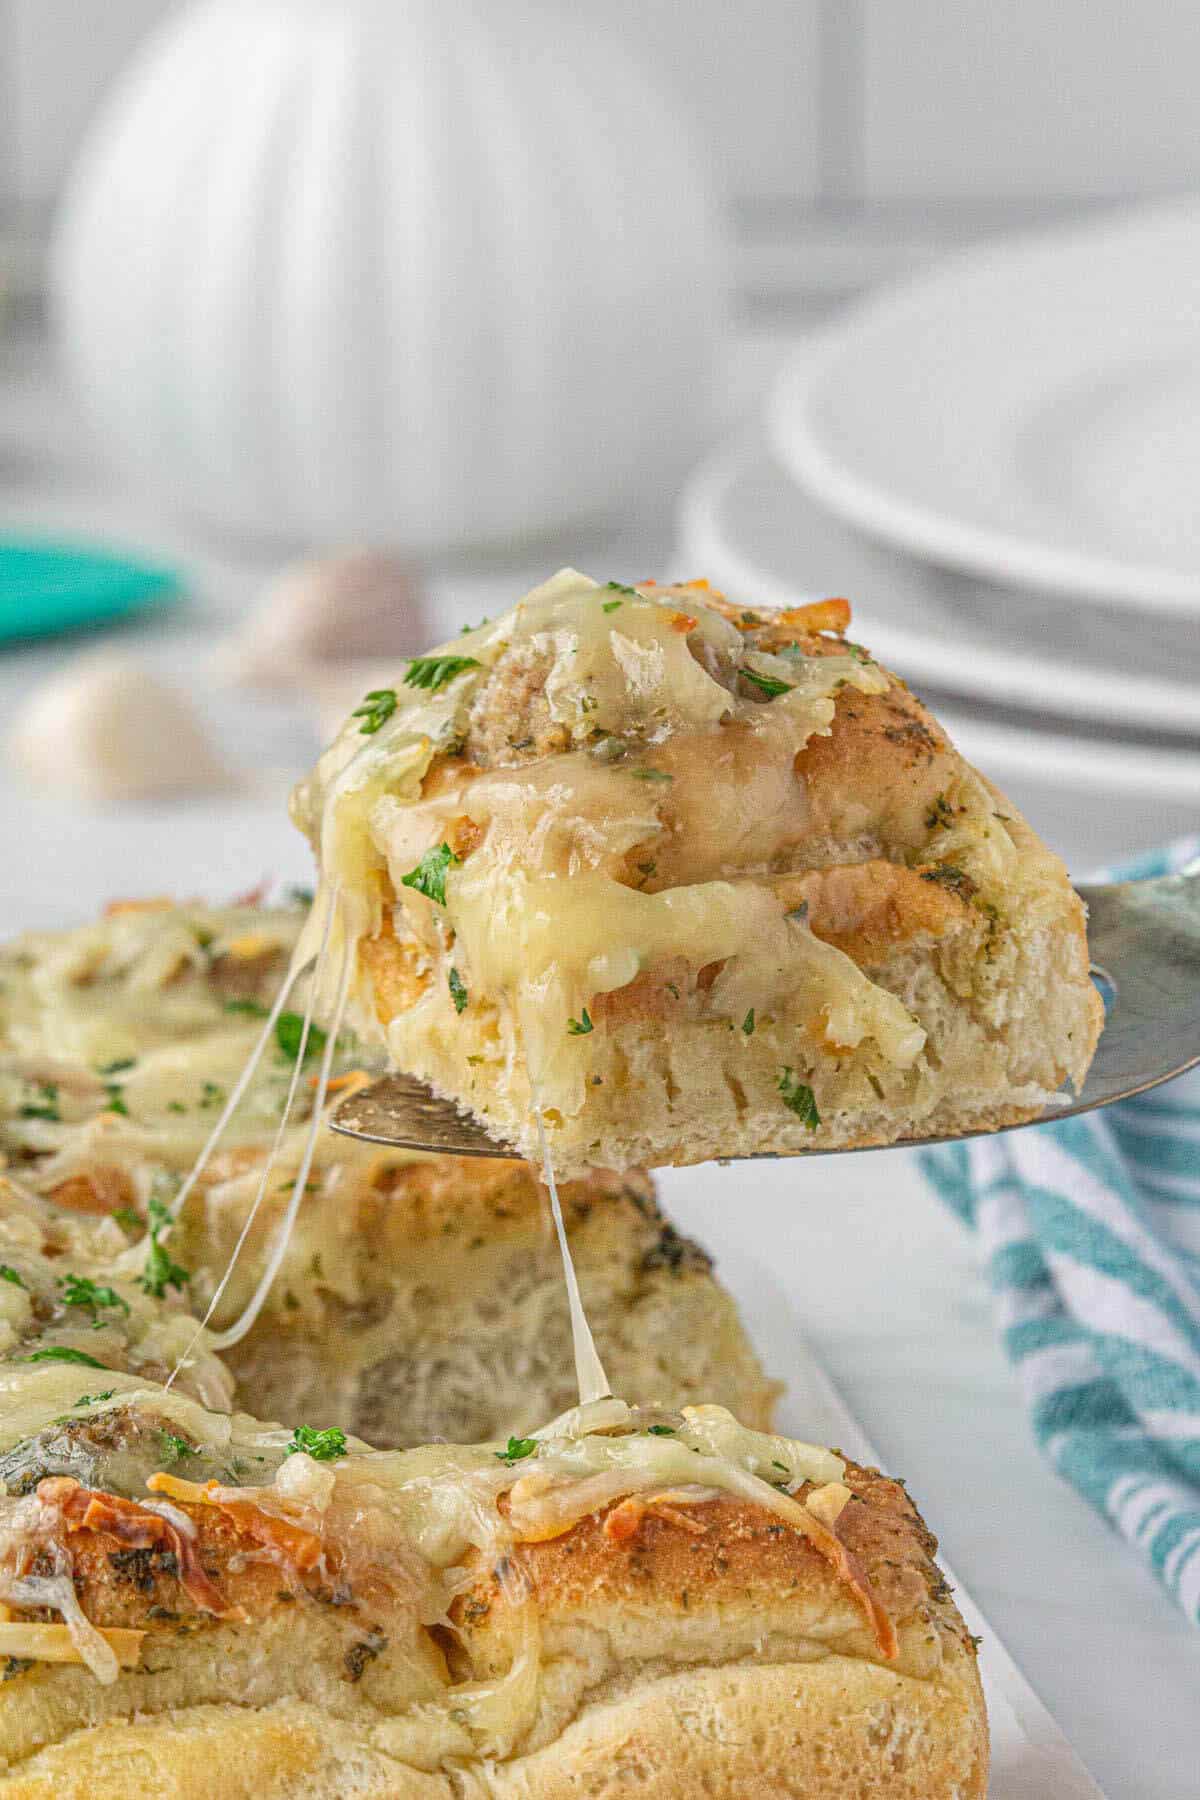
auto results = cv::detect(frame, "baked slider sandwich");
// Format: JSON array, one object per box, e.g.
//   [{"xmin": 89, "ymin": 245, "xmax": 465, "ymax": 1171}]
[
  {"xmin": 196, "ymin": 1158, "xmax": 778, "ymax": 1449},
  {"xmin": 291, "ymin": 569, "xmax": 1102, "ymax": 1176},
  {"xmin": 0, "ymin": 904, "xmax": 776, "ymax": 1445},
  {"xmin": 0, "ymin": 1185, "xmax": 986, "ymax": 1798}
]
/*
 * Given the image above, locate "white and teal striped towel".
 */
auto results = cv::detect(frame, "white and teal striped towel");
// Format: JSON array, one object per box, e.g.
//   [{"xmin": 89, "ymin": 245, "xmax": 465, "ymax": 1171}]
[{"xmin": 922, "ymin": 835, "xmax": 1200, "ymax": 1624}]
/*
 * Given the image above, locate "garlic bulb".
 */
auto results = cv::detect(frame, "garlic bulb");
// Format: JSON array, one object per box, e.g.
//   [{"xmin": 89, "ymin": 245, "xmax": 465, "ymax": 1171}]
[
  {"xmin": 7, "ymin": 655, "xmax": 237, "ymax": 803},
  {"xmin": 228, "ymin": 551, "xmax": 430, "ymax": 690}
]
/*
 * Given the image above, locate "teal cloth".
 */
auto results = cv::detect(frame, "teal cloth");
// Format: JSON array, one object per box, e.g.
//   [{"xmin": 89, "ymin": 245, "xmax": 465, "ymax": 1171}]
[
  {"xmin": 0, "ymin": 538, "xmax": 182, "ymax": 642},
  {"xmin": 922, "ymin": 835, "xmax": 1200, "ymax": 1623}
]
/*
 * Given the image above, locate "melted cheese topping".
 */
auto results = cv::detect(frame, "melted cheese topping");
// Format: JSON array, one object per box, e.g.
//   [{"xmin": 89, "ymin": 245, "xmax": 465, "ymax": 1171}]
[
  {"xmin": 0, "ymin": 1090, "xmax": 870, "ymax": 1713},
  {"xmin": 295, "ymin": 570, "xmax": 923, "ymax": 1095},
  {"xmin": 18, "ymin": 1388, "xmax": 844, "ymax": 1577},
  {"xmin": 0, "ymin": 1352, "xmax": 856, "ymax": 1700},
  {"xmin": 0, "ymin": 904, "xmax": 335, "ymax": 1171},
  {"xmin": 289, "ymin": 571, "xmax": 928, "ymax": 1406}
]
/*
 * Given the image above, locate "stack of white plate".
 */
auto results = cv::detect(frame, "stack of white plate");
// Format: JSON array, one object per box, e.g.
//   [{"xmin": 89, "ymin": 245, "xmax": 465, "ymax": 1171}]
[{"xmin": 679, "ymin": 201, "xmax": 1200, "ymax": 870}]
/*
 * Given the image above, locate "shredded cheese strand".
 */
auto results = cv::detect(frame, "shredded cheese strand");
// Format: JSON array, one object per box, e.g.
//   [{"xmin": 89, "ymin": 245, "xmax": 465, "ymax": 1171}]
[
  {"xmin": 0, "ymin": 1565, "xmax": 121, "ymax": 1684},
  {"xmin": 164, "ymin": 888, "xmax": 341, "ymax": 1385},
  {"xmin": 0, "ymin": 1621, "xmax": 144, "ymax": 1668},
  {"xmin": 210, "ymin": 906, "xmax": 354, "ymax": 1351},
  {"xmin": 166, "ymin": 944, "xmax": 318, "ymax": 1220},
  {"xmin": 531, "ymin": 1081, "xmax": 610, "ymax": 1406}
]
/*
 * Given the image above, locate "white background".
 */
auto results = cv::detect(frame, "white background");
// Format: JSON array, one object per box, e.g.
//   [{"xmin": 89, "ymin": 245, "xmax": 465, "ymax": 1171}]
[{"xmin": 7, "ymin": 1, "xmax": 1200, "ymax": 305}]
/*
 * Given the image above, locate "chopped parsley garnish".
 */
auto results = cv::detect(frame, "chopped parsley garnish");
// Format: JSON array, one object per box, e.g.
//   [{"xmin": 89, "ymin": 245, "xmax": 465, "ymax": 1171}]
[
  {"xmin": 495, "ymin": 1436, "xmax": 538, "ymax": 1464},
  {"xmin": 602, "ymin": 598, "xmax": 623, "ymax": 612},
  {"xmin": 567, "ymin": 1008, "xmax": 594, "ymax": 1036},
  {"xmin": 166, "ymin": 1100, "xmax": 187, "ymax": 1114},
  {"xmin": 288, "ymin": 885, "xmax": 315, "ymax": 907},
  {"xmin": 159, "ymin": 1431, "xmax": 194, "ymax": 1462},
  {"xmin": 786, "ymin": 901, "xmax": 809, "ymax": 923},
  {"xmin": 19, "ymin": 1082, "xmax": 60, "ymax": 1122},
  {"xmin": 275, "ymin": 1011, "xmax": 327, "ymax": 1063},
  {"xmin": 224, "ymin": 997, "xmax": 270, "ymax": 1017},
  {"xmin": 665, "ymin": 982, "xmax": 680, "ymax": 1000},
  {"xmin": 112, "ymin": 1209, "xmax": 142, "ymax": 1235},
  {"xmin": 352, "ymin": 688, "xmax": 398, "ymax": 734},
  {"xmin": 605, "ymin": 581, "xmax": 639, "ymax": 598},
  {"xmin": 400, "ymin": 842, "xmax": 459, "ymax": 907},
  {"xmin": 198, "ymin": 1080, "xmax": 225, "ymax": 1109},
  {"xmin": 98, "ymin": 1057, "xmax": 136, "ymax": 1075},
  {"xmin": 286, "ymin": 1425, "xmax": 347, "ymax": 1462},
  {"xmin": 637, "ymin": 861, "xmax": 657, "ymax": 878},
  {"xmin": 140, "ymin": 1197, "xmax": 189, "ymax": 1300},
  {"xmin": 925, "ymin": 794, "xmax": 955, "ymax": 830},
  {"xmin": 771, "ymin": 1459, "xmax": 789, "ymax": 1473},
  {"xmin": 0, "ymin": 1266, "xmax": 24, "ymax": 1290},
  {"xmin": 24, "ymin": 1347, "xmax": 106, "ymax": 1369},
  {"xmin": 73, "ymin": 1390, "xmax": 116, "ymax": 1409},
  {"xmin": 629, "ymin": 767, "xmax": 672, "ymax": 783},
  {"xmin": 741, "ymin": 668, "xmax": 792, "ymax": 700},
  {"xmin": 448, "ymin": 968, "xmax": 469, "ymax": 1014},
  {"xmin": 104, "ymin": 1085, "xmax": 129, "ymax": 1116},
  {"xmin": 403, "ymin": 654, "xmax": 480, "ymax": 693},
  {"xmin": 778, "ymin": 1068, "xmax": 820, "ymax": 1130},
  {"xmin": 647, "ymin": 1424, "xmax": 676, "ymax": 1437},
  {"xmin": 742, "ymin": 1008, "xmax": 756, "ymax": 1037},
  {"xmin": 59, "ymin": 1275, "xmax": 130, "ymax": 1319}
]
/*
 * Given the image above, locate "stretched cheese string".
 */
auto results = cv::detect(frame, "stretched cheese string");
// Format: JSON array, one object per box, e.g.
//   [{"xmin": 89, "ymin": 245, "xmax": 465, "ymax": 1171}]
[
  {"xmin": 164, "ymin": 887, "xmax": 345, "ymax": 1385},
  {"xmin": 165, "ymin": 937, "xmax": 322, "ymax": 1221},
  {"xmin": 210, "ymin": 924, "xmax": 354, "ymax": 1351},
  {"xmin": 527, "ymin": 1069, "xmax": 610, "ymax": 1407}
]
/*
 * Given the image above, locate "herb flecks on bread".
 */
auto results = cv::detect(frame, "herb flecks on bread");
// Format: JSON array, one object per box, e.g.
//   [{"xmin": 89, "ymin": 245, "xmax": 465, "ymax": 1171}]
[
  {"xmin": 0, "ymin": 905, "xmax": 777, "ymax": 1446},
  {"xmin": 0, "ymin": 1196, "xmax": 986, "ymax": 1800},
  {"xmin": 293, "ymin": 571, "xmax": 1102, "ymax": 1175}
]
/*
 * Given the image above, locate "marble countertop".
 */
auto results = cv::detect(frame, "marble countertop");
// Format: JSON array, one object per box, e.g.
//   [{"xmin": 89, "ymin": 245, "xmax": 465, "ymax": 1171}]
[{"xmin": 1, "ymin": 323, "xmax": 1197, "ymax": 1798}]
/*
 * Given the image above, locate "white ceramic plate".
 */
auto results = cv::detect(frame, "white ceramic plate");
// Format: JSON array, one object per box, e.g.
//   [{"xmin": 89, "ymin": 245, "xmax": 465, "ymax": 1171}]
[
  {"xmin": 769, "ymin": 202, "xmax": 1200, "ymax": 614},
  {"xmin": 714, "ymin": 1244, "xmax": 1106, "ymax": 1799},
  {"xmin": 679, "ymin": 430, "xmax": 1200, "ymax": 745}
]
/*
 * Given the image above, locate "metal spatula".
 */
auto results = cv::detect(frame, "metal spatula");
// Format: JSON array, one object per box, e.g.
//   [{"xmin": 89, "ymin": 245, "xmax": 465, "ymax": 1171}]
[{"xmin": 329, "ymin": 863, "xmax": 1200, "ymax": 1159}]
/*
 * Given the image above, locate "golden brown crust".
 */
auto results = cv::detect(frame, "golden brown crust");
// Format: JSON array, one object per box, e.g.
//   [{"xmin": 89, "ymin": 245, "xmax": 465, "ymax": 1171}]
[
  {"xmin": 0, "ymin": 1470, "xmax": 986, "ymax": 1800},
  {"xmin": 792, "ymin": 680, "xmax": 955, "ymax": 857},
  {"xmin": 453, "ymin": 1464, "xmax": 965, "ymax": 1678},
  {"xmin": 43, "ymin": 1168, "xmax": 136, "ymax": 1219},
  {"xmin": 359, "ymin": 929, "xmax": 432, "ymax": 1022},
  {"xmin": 15, "ymin": 1465, "xmax": 948, "ymax": 1661},
  {"xmin": 356, "ymin": 582, "xmax": 1101, "ymax": 1174},
  {"xmin": 11, "ymin": 1493, "xmax": 311, "ymax": 1631},
  {"xmin": 772, "ymin": 860, "xmax": 979, "ymax": 966}
]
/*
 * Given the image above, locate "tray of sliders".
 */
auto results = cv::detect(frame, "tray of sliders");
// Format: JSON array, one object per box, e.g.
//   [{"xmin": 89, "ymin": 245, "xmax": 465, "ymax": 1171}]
[{"xmin": 0, "ymin": 570, "xmax": 1122, "ymax": 1795}]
